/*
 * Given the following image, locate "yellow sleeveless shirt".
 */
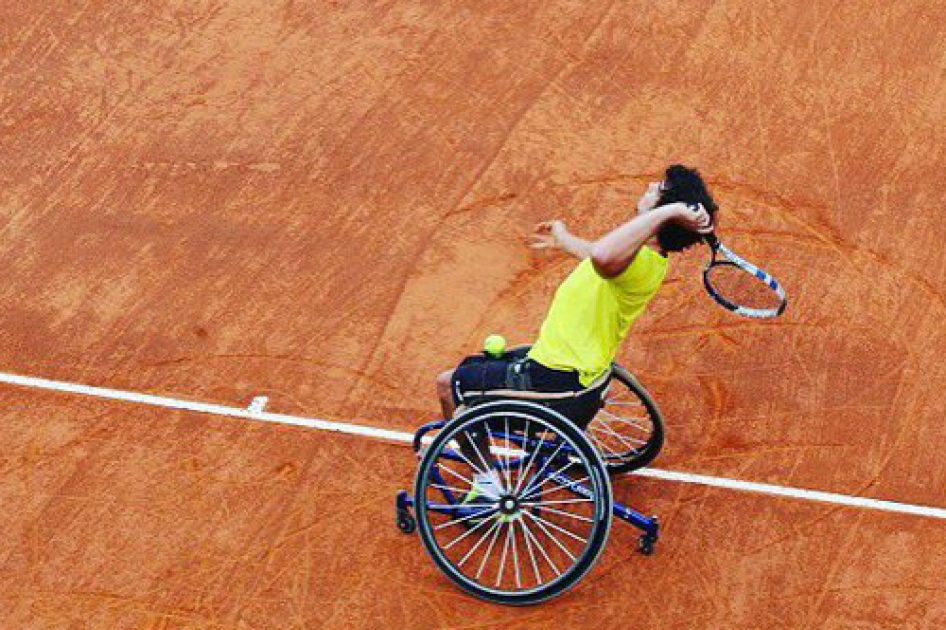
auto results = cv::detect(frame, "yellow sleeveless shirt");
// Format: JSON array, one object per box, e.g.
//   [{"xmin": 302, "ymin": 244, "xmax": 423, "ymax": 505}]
[{"xmin": 527, "ymin": 246, "xmax": 668, "ymax": 386}]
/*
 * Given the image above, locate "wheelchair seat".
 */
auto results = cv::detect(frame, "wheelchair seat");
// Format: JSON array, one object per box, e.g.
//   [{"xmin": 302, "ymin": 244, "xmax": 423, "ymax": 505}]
[{"xmin": 458, "ymin": 349, "xmax": 612, "ymax": 429}]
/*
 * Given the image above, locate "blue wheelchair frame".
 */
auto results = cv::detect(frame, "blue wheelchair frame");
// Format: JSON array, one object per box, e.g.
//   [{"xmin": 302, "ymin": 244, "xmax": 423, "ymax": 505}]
[{"xmin": 397, "ymin": 419, "xmax": 660, "ymax": 551}]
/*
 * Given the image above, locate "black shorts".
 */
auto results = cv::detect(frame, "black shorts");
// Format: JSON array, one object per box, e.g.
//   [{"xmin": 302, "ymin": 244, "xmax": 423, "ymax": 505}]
[{"xmin": 450, "ymin": 347, "xmax": 583, "ymax": 405}]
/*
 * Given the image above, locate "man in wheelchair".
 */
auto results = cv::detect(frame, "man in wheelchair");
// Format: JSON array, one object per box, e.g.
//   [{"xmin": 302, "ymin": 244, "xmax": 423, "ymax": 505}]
[{"xmin": 434, "ymin": 165, "xmax": 717, "ymax": 495}]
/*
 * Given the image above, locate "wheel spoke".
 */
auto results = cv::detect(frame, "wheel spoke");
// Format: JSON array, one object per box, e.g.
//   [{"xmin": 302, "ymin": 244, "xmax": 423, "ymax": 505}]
[
  {"xmin": 521, "ymin": 473, "xmax": 591, "ymax": 502},
  {"xmin": 512, "ymin": 428, "xmax": 550, "ymax": 495},
  {"xmin": 533, "ymin": 505, "xmax": 594, "ymax": 524},
  {"xmin": 520, "ymin": 515, "xmax": 560, "ymax": 576},
  {"xmin": 592, "ymin": 419, "xmax": 643, "ymax": 452},
  {"xmin": 517, "ymin": 419, "xmax": 530, "ymax": 491},
  {"xmin": 520, "ymin": 458, "xmax": 576, "ymax": 501},
  {"xmin": 518, "ymin": 517, "xmax": 544, "ymax": 585},
  {"xmin": 499, "ymin": 417, "xmax": 513, "ymax": 494},
  {"xmin": 482, "ymin": 422, "xmax": 509, "ymax": 495},
  {"xmin": 606, "ymin": 399, "xmax": 646, "ymax": 408},
  {"xmin": 475, "ymin": 519, "xmax": 506, "ymax": 580},
  {"xmin": 598, "ymin": 408, "xmax": 651, "ymax": 435},
  {"xmin": 520, "ymin": 497, "xmax": 594, "ymax": 507},
  {"xmin": 599, "ymin": 420, "xmax": 650, "ymax": 441},
  {"xmin": 495, "ymin": 522, "xmax": 513, "ymax": 587},
  {"xmin": 434, "ymin": 505, "xmax": 499, "ymax": 530},
  {"xmin": 463, "ymin": 429, "xmax": 500, "ymax": 489},
  {"xmin": 441, "ymin": 510, "xmax": 499, "ymax": 551},
  {"xmin": 431, "ymin": 483, "xmax": 470, "ymax": 495},
  {"xmin": 601, "ymin": 414, "xmax": 651, "ymax": 429},
  {"xmin": 457, "ymin": 518, "xmax": 502, "ymax": 568},
  {"xmin": 527, "ymin": 510, "xmax": 588, "ymax": 545},
  {"xmin": 588, "ymin": 425, "xmax": 622, "ymax": 456},
  {"xmin": 517, "ymin": 441, "xmax": 569, "ymax": 499},
  {"xmin": 428, "ymin": 501, "xmax": 496, "ymax": 510},
  {"xmin": 510, "ymin": 518, "xmax": 522, "ymax": 589},
  {"xmin": 523, "ymin": 511, "xmax": 577, "ymax": 561},
  {"xmin": 437, "ymin": 463, "xmax": 478, "ymax": 490}
]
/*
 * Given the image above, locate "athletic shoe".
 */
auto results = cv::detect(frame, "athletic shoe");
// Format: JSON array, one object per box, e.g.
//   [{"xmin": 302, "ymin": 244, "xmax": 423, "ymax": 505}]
[{"xmin": 459, "ymin": 472, "xmax": 503, "ymax": 527}]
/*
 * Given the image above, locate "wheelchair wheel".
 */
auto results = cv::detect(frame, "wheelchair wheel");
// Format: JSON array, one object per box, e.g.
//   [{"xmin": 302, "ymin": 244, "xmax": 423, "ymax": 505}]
[
  {"xmin": 414, "ymin": 400, "xmax": 612, "ymax": 605},
  {"xmin": 587, "ymin": 365, "xmax": 665, "ymax": 474}
]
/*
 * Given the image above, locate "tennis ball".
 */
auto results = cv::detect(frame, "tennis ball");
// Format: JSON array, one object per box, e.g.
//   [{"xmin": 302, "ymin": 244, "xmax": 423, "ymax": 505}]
[{"xmin": 483, "ymin": 334, "xmax": 507, "ymax": 358}]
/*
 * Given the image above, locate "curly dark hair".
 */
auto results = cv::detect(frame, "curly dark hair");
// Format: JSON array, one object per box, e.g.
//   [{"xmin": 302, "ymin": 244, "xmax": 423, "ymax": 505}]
[{"xmin": 655, "ymin": 165, "xmax": 718, "ymax": 253}]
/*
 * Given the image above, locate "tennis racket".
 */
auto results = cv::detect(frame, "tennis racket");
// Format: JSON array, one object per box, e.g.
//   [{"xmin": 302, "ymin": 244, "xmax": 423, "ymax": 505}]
[{"xmin": 702, "ymin": 232, "xmax": 787, "ymax": 318}]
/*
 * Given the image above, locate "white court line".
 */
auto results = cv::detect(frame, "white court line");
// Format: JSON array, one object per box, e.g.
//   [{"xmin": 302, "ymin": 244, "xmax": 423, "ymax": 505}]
[{"xmin": 1, "ymin": 369, "xmax": 945, "ymax": 522}]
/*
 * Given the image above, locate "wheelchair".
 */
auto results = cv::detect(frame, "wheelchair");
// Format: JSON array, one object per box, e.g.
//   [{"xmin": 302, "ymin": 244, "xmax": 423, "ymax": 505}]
[{"xmin": 395, "ymin": 354, "xmax": 665, "ymax": 605}]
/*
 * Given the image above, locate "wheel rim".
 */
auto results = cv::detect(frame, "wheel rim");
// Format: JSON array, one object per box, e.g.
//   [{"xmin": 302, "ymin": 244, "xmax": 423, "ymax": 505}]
[{"xmin": 416, "ymin": 409, "xmax": 611, "ymax": 600}]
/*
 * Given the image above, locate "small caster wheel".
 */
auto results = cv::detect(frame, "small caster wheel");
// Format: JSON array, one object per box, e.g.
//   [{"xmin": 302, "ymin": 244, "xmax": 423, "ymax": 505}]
[
  {"xmin": 638, "ymin": 534, "xmax": 657, "ymax": 556},
  {"xmin": 397, "ymin": 509, "xmax": 416, "ymax": 535}
]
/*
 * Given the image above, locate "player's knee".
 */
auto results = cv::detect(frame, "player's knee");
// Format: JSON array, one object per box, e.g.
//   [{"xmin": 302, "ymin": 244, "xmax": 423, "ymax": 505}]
[{"xmin": 436, "ymin": 370, "xmax": 454, "ymax": 395}]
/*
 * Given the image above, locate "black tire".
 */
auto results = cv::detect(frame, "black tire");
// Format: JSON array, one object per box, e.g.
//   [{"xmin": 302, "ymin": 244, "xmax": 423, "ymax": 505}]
[
  {"xmin": 587, "ymin": 365, "xmax": 665, "ymax": 474},
  {"xmin": 414, "ymin": 400, "xmax": 613, "ymax": 605}
]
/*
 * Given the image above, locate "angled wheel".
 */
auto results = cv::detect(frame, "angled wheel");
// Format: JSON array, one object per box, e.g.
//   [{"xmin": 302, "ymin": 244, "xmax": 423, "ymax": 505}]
[
  {"xmin": 414, "ymin": 400, "xmax": 612, "ymax": 605},
  {"xmin": 587, "ymin": 365, "xmax": 665, "ymax": 474}
]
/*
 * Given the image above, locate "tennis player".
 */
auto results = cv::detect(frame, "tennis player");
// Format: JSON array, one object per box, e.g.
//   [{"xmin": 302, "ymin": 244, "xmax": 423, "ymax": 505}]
[{"xmin": 436, "ymin": 164, "xmax": 717, "ymax": 495}]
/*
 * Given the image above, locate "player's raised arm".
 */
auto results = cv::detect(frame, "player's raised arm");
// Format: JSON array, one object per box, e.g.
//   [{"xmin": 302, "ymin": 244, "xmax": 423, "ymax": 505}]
[{"xmin": 591, "ymin": 203, "xmax": 711, "ymax": 278}]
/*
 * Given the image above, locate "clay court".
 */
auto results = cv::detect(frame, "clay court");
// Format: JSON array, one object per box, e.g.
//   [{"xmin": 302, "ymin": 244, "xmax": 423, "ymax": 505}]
[{"xmin": 2, "ymin": 0, "xmax": 946, "ymax": 627}]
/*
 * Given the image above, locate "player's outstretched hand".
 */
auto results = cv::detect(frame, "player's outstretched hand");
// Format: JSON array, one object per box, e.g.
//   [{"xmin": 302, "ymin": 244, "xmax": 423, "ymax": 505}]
[{"xmin": 529, "ymin": 220, "xmax": 568, "ymax": 250}]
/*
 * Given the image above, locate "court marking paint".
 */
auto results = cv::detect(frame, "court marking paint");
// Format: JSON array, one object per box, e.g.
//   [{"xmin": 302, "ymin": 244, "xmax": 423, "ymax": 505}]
[{"xmin": 1, "ymin": 369, "xmax": 944, "ymax": 522}]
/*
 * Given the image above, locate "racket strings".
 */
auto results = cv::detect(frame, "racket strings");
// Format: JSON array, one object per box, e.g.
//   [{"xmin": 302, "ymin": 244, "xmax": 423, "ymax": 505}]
[{"xmin": 705, "ymin": 263, "xmax": 783, "ymax": 312}]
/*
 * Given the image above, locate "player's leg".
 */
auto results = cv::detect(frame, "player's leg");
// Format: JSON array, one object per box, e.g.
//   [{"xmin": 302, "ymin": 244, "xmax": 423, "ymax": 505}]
[
  {"xmin": 436, "ymin": 367, "xmax": 491, "ymax": 476},
  {"xmin": 435, "ymin": 369, "xmax": 456, "ymax": 420},
  {"xmin": 444, "ymin": 357, "xmax": 512, "ymax": 497}
]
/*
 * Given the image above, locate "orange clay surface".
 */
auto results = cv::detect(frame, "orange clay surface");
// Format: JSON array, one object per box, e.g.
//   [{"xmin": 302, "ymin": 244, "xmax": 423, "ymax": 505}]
[{"xmin": 1, "ymin": 1, "xmax": 945, "ymax": 627}]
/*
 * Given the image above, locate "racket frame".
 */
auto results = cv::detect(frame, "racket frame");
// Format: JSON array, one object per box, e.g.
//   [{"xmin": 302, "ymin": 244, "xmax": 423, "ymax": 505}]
[{"xmin": 702, "ymin": 233, "xmax": 787, "ymax": 318}]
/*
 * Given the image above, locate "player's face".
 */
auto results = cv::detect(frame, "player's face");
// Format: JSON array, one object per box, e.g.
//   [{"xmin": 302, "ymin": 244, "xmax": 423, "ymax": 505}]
[{"xmin": 637, "ymin": 180, "xmax": 665, "ymax": 214}]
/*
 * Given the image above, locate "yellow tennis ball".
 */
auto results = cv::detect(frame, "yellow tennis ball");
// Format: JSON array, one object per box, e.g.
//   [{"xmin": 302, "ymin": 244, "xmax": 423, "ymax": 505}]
[{"xmin": 483, "ymin": 334, "xmax": 507, "ymax": 357}]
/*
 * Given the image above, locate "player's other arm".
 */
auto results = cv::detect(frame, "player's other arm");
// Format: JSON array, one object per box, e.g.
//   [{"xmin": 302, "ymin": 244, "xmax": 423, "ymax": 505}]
[{"xmin": 529, "ymin": 220, "xmax": 595, "ymax": 260}]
